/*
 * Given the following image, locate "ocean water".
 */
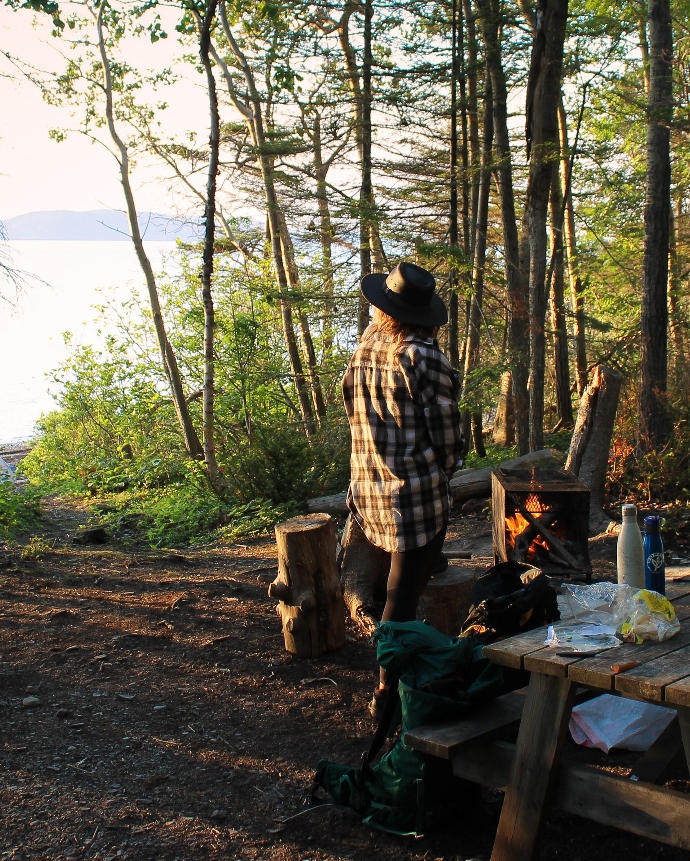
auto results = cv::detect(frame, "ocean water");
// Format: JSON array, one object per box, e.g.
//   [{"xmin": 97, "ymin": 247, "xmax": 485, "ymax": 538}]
[{"xmin": 0, "ymin": 241, "xmax": 173, "ymax": 446}]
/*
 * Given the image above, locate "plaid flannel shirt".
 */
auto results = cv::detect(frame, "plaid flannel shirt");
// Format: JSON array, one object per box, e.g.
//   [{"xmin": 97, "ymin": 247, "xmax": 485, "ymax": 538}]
[{"xmin": 342, "ymin": 327, "xmax": 464, "ymax": 553}]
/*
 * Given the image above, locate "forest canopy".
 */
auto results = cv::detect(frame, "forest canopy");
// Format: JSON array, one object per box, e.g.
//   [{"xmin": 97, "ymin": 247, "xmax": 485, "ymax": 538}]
[{"xmin": 4, "ymin": 0, "xmax": 690, "ymax": 544}]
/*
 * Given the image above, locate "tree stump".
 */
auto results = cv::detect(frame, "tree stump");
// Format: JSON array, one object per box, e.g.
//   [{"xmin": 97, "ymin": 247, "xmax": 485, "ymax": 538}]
[
  {"xmin": 271, "ymin": 514, "xmax": 345, "ymax": 658},
  {"xmin": 416, "ymin": 565, "xmax": 479, "ymax": 636},
  {"xmin": 493, "ymin": 371, "xmax": 515, "ymax": 446},
  {"xmin": 339, "ymin": 515, "xmax": 482, "ymax": 637},
  {"xmin": 565, "ymin": 364, "xmax": 623, "ymax": 533},
  {"xmin": 339, "ymin": 515, "xmax": 389, "ymax": 636}
]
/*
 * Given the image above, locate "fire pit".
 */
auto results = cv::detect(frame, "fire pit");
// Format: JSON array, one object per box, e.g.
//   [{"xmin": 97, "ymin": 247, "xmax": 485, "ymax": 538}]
[{"xmin": 492, "ymin": 467, "xmax": 592, "ymax": 579}]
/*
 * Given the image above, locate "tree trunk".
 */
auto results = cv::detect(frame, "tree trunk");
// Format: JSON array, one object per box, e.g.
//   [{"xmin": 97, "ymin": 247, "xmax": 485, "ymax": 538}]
[
  {"xmin": 217, "ymin": 7, "xmax": 317, "ymax": 435},
  {"xmin": 96, "ymin": 7, "xmax": 203, "ymax": 462},
  {"xmin": 271, "ymin": 515, "xmax": 345, "ymax": 657},
  {"xmin": 669, "ymin": 198, "xmax": 688, "ymax": 384},
  {"xmin": 448, "ymin": 287, "xmax": 460, "ymax": 370},
  {"xmin": 448, "ymin": 0, "xmax": 461, "ymax": 370},
  {"xmin": 477, "ymin": 0, "xmax": 529, "ymax": 454},
  {"xmin": 463, "ymin": 0, "xmax": 481, "ymax": 250},
  {"xmin": 312, "ymin": 114, "xmax": 336, "ymax": 358},
  {"xmin": 549, "ymin": 163, "xmax": 573, "ymax": 428},
  {"xmin": 458, "ymin": 0, "xmax": 471, "ymax": 259},
  {"xmin": 274, "ymin": 209, "xmax": 327, "ymax": 421},
  {"xmin": 493, "ymin": 370, "xmax": 515, "ymax": 446},
  {"xmin": 558, "ymin": 100, "xmax": 588, "ymax": 396},
  {"xmin": 524, "ymin": 0, "xmax": 569, "ymax": 452},
  {"xmin": 565, "ymin": 365, "xmax": 622, "ymax": 529},
  {"xmin": 334, "ymin": 0, "xmax": 385, "ymax": 332},
  {"xmin": 462, "ymin": 73, "xmax": 493, "ymax": 461},
  {"xmin": 358, "ymin": 0, "xmax": 374, "ymax": 335},
  {"xmin": 471, "ymin": 412, "xmax": 486, "ymax": 457},
  {"xmin": 338, "ymin": 514, "xmax": 389, "ymax": 635},
  {"xmin": 462, "ymin": 73, "xmax": 493, "ymax": 404},
  {"xmin": 639, "ymin": 5, "xmax": 651, "ymax": 95},
  {"xmin": 638, "ymin": 0, "xmax": 673, "ymax": 454},
  {"xmin": 197, "ymin": 0, "xmax": 226, "ymax": 495}
]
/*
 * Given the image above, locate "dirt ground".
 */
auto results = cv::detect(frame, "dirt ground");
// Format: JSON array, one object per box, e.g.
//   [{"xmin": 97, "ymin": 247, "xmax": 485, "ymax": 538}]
[{"xmin": 0, "ymin": 497, "xmax": 688, "ymax": 861}]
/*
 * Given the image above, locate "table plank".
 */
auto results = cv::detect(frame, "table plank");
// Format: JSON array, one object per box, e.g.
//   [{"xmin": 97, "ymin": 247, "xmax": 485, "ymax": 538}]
[
  {"xmin": 568, "ymin": 627, "xmax": 690, "ymax": 690},
  {"xmin": 665, "ymin": 676, "xmax": 690, "ymax": 708},
  {"xmin": 451, "ymin": 739, "xmax": 690, "ymax": 849},
  {"xmin": 490, "ymin": 673, "xmax": 575, "ymax": 861},
  {"xmin": 615, "ymin": 644, "xmax": 690, "ymax": 701},
  {"xmin": 523, "ymin": 648, "xmax": 583, "ymax": 677},
  {"xmin": 483, "ymin": 578, "xmax": 690, "ymax": 672},
  {"xmin": 482, "ymin": 628, "xmax": 550, "ymax": 669},
  {"xmin": 554, "ymin": 761, "xmax": 690, "ymax": 849},
  {"xmin": 405, "ymin": 688, "xmax": 527, "ymax": 759},
  {"xmin": 666, "ymin": 577, "xmax": 690, "ymax": 601}
]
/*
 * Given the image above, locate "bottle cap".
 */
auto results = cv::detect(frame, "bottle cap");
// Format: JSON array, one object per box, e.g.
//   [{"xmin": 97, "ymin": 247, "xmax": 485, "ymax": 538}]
[
  {"xmin": 643, "ymin": 515, "xmax": 661, "ymax": 533},
  {"xmin": 622, "ymin": 504, "xmax": 637, "ymax": 517}
]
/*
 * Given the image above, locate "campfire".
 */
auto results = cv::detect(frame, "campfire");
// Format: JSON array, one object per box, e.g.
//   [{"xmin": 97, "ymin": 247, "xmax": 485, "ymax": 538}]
[{"xmin": 492, "ymin": 468, "xmax": 592, "ymax": 579}]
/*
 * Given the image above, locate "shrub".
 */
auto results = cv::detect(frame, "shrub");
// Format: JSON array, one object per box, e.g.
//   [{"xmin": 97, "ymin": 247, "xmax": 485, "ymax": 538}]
[{"xmin": 0, "ymin": 483, "xmax": 41, "ymax": 541}]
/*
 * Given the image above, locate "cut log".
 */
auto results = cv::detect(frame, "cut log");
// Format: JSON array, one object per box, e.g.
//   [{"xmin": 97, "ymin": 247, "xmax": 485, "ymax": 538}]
[
  {"xmin": 338, "ymin": 515, "xmax": 390, "ymax": 636},
  {"xmin": 416, "ymin": 565, "xmax": 479, "ymax": 636},
  {"xmin": 307, "ymin": 449, "xmax": 564, "ymax": 516},
  {"xmin": 493, "ymin": 370, "xmax": 515, "ymax": 446},
  {"xmin": 565, "ymin": 365, "xmax": 623, "ymax": 533},
  {"xmin": 449, "ymin": 449, "xmax": 564, "ymax": 505},
  {"xmin": 305, "ymin": 491, "xmax": 347, "ymax": 516},
  {"xmin": 271, "ymin": 514, "xmax": 345, "ymax": 658}
]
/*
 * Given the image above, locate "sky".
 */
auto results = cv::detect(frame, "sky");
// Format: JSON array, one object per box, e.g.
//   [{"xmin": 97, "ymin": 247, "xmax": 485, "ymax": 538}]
[{"xmin": 0, "ymin": 4, "xmax": 208, "ymax": 222}]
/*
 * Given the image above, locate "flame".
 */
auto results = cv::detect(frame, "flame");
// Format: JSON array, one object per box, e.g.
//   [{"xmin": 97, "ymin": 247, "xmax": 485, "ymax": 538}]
[
  {"xmin": 504, "ymin": 494, "xmax": 566, "ymax": 562},
  {"xmin": 505, "ymin": 512, "xmax": 530, "ymax": 545},
  {"xmin": 504, "ymin": 494, "xmax": 546, "ymax": 547}
]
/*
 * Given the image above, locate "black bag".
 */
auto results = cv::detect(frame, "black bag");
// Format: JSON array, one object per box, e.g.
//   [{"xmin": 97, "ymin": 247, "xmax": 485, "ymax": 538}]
[{"xmin": 461, "ymin": 560, "xmax": 560, "ymax": 643}]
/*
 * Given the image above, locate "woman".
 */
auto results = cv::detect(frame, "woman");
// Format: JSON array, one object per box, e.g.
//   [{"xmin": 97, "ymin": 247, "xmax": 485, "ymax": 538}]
[{"xmin": 342, "ymin": 261, "xmax": 464, "ymax": 715}]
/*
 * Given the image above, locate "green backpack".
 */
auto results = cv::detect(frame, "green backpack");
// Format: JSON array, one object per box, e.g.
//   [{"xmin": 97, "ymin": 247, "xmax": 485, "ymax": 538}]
[{"xmin": 313, "ymin": 621, "xmax": 504, "ymax": 836}]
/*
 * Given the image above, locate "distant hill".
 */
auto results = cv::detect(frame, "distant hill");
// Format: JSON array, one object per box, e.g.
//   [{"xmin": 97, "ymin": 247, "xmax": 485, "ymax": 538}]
[{"xmin": 2, "ymin": 210, "xmax": 204, "ymax": 242}]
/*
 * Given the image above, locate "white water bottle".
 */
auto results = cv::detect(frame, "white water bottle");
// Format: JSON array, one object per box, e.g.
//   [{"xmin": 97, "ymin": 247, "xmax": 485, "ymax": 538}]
[{"xmin": 617, "ymin": 504, "xmax": 645, "ymax": 588}]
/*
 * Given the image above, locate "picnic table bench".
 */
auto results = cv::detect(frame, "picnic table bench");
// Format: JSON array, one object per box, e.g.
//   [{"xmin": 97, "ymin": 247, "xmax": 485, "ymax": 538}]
[{"xmin": 406, "ymin": 570, "xmax": 690, "ymax": 861}]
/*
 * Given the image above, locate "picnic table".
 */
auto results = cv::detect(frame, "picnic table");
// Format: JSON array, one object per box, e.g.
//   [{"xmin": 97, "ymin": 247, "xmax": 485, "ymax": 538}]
[{"xmin": 407, "ymin": 570, "xmax": 690, "ymax": 860}]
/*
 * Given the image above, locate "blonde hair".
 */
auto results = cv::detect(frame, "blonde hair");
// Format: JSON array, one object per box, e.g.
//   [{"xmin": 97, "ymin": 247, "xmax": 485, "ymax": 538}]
[{"xmin": 372, "ymin": 306, "xmax": 438, "ymax": 342}]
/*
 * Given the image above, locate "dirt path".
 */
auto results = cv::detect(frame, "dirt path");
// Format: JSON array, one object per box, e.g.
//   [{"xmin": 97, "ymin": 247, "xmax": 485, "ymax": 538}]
[{"xmin": 0, "ymin": 499, "xmax": 686, "ymax": 861}]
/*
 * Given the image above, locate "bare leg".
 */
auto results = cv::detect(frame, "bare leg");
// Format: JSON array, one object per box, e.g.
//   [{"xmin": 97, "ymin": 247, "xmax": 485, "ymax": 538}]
[{"xmin": 376, "ymin": 527, "xmax": 446, "ymax": 689}]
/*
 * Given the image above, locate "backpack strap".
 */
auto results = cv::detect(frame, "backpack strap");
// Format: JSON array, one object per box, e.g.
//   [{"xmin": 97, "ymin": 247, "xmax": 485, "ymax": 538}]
[{"xmin": 359, "ymin": 671, "xmax": 401, "ymax": 783}]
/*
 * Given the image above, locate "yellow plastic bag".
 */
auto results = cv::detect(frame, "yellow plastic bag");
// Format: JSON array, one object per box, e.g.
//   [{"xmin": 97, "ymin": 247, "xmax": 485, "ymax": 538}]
[{"xmin": 619, "ymin": 589, "xmax": 680, "ymax": 644}]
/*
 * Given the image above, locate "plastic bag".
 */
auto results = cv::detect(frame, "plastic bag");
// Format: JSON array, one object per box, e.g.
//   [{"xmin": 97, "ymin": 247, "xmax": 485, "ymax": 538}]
[
  {"xmin": 560, "ymin": 582, "xmax": 632, "ymax": 627},
  {"xmin": 544, "ymin": 623, "xmax": 619, "ymax": 653},
  {"xmin": 557, "ymin": 583, "xmax": 679, "ymax": 644},
  {"xmin": 619, "ymin": 589, "xmax": 680, "ymax": 644},
  {"xmin": 569, "ymin": 694, "xmax": 676, "ymax": 753}
]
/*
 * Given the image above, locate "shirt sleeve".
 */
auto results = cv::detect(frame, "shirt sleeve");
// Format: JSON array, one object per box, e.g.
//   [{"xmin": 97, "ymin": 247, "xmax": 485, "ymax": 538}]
[{"xmin": 401, "ymin": 342, "xmax": 464, "ymax": 477}]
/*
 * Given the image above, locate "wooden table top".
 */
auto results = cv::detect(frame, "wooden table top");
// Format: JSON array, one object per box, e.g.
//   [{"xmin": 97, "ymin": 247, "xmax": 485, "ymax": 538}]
[{"xmin": 483, "ymin": 569, "xmax": 690, "ymax": 707}]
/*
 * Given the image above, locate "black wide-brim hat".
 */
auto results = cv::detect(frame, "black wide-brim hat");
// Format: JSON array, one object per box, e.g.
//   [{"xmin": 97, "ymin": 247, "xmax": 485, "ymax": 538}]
[{"xmin": 361, "ymin": 261, "xmax": 447, "ymax": 327}]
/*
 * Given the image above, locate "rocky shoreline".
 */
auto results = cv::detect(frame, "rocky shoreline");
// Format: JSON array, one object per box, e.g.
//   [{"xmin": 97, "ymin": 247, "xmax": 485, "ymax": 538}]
[{"xmin": 0, "ymin": 440, "xmax": 33, "ymax": 474}]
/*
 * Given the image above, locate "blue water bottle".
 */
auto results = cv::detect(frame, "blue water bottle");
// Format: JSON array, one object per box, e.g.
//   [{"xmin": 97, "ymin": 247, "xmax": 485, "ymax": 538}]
[{"xmin": 643, "ymin": 515, "xmax": 665, "ymax": 595}]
